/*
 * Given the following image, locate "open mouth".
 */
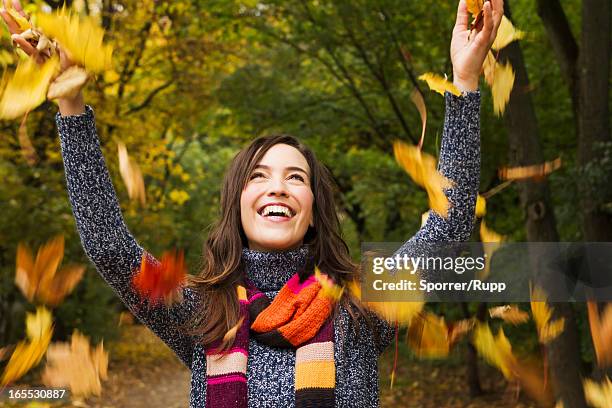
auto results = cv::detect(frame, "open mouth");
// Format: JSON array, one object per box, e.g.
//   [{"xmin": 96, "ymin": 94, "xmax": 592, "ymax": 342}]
[{"xmin": 257, "ymin": 203, "xmax": 296, "ymax": 219}]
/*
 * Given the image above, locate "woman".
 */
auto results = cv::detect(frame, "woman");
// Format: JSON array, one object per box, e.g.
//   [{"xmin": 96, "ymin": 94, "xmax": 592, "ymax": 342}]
[{"xmin": 3, "ymin": 0, "xmax": 502, "ymax": 406}]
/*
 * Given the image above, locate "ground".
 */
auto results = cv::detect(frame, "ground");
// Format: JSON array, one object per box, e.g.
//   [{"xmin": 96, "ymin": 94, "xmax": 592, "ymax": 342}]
[{"xmin": 1, "ymin": 324, "xmax": 536, "ymax": 408}]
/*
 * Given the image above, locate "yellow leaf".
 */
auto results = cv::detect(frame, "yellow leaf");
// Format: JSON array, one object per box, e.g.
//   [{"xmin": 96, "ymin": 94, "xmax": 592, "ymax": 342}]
[
  {"xmin": 314, "ymin": 266, "xmax": 344, "ymax": 302},
  {"xmin": 47, "ymin": 65, "xmax": 89, "ymax": 100},
  {"xmin": 407, "ymin": 312, "xmax": 450, "ymax": 358},
  {"xmin": 472, "ymin": 323, "xmax": 516, "ymax": 379},
  {"xmin": 587, "ymin": 302, "xmax": 612, "ymax": 367},
  {"xmin": 420, "ymin": 210, "xmax": 430, "ymax": 227},
  {"xmin": 530, "ymin": 285, "xmax": 565, "ymax": 344},
  {"xmin": 42, "ymin": 330, "xmax": 108, "ymax": 397},
  {"xmin": 410, "ymin": 88, "xmax": 427, "ymax": 147},
  {"xmin": 475, "ymin": 194, "xmax": 486, "ymax": 218},
  {"xmin": 466, "ymin": 0, "xmax": 484, "ymax": 16},
  {"xmin": 1, "ymin": 307, "xmax": 53, "ymax": 385},
  {"xmin": 498, "ymin": 157, "xmax": 562, "ymax": 181},
  {"xmin": 492, "ymin": 16, "xmax": 525, "ymax": 51},
  {"xmin": 482, "ymin": 51, "xmax": 496, "ymax": 86},
  {"xmin": 491, "ymin": 61, "xmax": 515, "ymax": 116},
  {"xmin": 35, "ymin": 7, "xmax": 113, "ymax": 73},
  {"xmin": 478, "ymin": 219, "xmax": 505, "ymax": 280},
  {"xmin": 117, "ymin": 141, "xmax": 146, "ymax": 206},
  {"xmin": 393, "ymin": 140, "xmax": 455, "ymax": 218},
  {"xmin": 489, "ymin": 304, "xmax": 530, "ymax": 325},
  {"xmin": 583, "ymin": 378, "xmax": 612, "ymax": 408},
  {"xmin": 0, "ymin": 55, "xmax": 60, "ymax": 120},
  {"xmin": 418, "ymin": 73, "xmax": 461, "ymax": 97},
  {"xmin": 15, "ymin": 235, "xmax": 85, "ymax": 306}
]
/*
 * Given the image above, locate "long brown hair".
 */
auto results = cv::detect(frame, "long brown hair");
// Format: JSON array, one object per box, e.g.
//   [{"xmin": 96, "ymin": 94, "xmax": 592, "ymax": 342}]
[{"xmin": 181, "ymin": 134, "xmax": 374, "ymax": 350}]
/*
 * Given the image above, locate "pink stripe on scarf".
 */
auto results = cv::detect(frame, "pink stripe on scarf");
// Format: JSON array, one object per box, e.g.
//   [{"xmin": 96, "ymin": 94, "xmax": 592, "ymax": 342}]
[
  {"xmin": 207, "ymin": 374, "xmax": 247, "ymax": 385},
  {"xmin": 286, "ymin": 273, "xmax": 317, "ymax": 294}
]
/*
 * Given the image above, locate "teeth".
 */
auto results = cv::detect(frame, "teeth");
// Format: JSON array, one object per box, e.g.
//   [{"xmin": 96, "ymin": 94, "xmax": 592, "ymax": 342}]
[{"xmin": 261, "ymin": 205, "xmax": 293, "ymax": 217}]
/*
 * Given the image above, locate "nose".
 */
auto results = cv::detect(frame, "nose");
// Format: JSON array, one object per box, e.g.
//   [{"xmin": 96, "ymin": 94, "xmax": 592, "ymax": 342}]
[{"xmin": 267, "ymin": 176, "xmax": 289, "ymax": 198}]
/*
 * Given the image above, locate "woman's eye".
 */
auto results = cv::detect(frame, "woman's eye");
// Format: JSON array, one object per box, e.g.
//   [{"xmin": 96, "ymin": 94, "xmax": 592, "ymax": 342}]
[
  {"xmin": 289, "ymin": 174, "xmax": 305, "ymax": 182},
  {"xmin": 250, "ymin": 172, "xmax": 265, "ymax": 180}
]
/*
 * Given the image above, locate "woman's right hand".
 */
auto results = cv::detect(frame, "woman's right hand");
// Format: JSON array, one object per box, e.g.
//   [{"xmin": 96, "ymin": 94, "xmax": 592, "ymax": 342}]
[{"xmin": 1, "ymin": 0, "xmax": 85, "ymax": 115}]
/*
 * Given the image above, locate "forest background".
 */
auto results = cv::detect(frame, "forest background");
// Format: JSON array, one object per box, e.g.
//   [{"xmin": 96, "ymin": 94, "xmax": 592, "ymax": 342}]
[{"xmin": 0, "ymin": 0, "xmax": 610, "ymax": 406}]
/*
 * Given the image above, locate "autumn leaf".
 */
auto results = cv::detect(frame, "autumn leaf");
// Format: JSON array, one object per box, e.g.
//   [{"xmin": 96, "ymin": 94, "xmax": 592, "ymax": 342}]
[
  {"xmin": 117, "ymin": 140, "xmax": 147, "ymax": 206},
  {"xmin": 314, "ymin": 266, "xmax": 343, "ymax": 302},
  {"xmin": 418, "ymin": 73, "xmax": 461, "ymax": 97},
  {"xmin": 491, "ymin": 61, "xmax": 515, "ymax": 116},
  {"xmin": 132, "ymin": 249, "xmax": 187, "ymax": 306},
  {"xmin": 482, "ymin": 51, "xmax": 496, "ymax": 86},
  {"xmin": 530, "ymin": 285, "xmax": 565, "ymax": 344},
  {"xmin": 42, "ymin": 330, "xmax": 108, "ymax": 397},
  {"xmin": 47, "ymin": 65, "xmax": 89, "ymax": 100},
  {"xmin": 410, "ymin": 88, "xmax": 427, "ymax": 148},
  {"xmin": 586, "ymin": 301, "xmax": 612, "ymax": 367},
  {"xmin": 393, "ymin": 140, "xmax": 455, "ymax": 218},
  {"xmin": 0, "ymin": 54, "xmax": 60, "ymax": 120},
  {"xmin": 466, "ymin": 0, "xmax": 484, "ymax": 17},
  {"xmin": 498, "ymin": 157, "xmax": 562, "ymax": 181},
  {"xmin": 475, "ymin": 194, "xmax": 486, "ymax": 218},
  {"xmin": 1, "ymin": 306, "xmax": 53, "ymax": 385},
  {"xmin": 492, "ymin": 16, "xmax": 526, "ymax": 51},
  {"xmin": 15, "ymin": 235, "xmax": 85, "ymax": 306},
  {"xmin": 473, "ymin": 322, "xmax": 516, "ymax": 379},
  {"xmin": 478, "ymin": 219, "xmax": 505, "ymax": 280},
  {"xmin": 489, "ymin": 305, "xmax": 530, "ymax": 325},
  {"xmin": 583, "ymin": 377, "xmax": 612, "ymax": 408},
  {"xmin": 35, "ymin": 6, "xmax": 113, "ymax": 73},
  {"xmin": 408, "ymin": 312, "xmax": 451, "ymax": 358}
]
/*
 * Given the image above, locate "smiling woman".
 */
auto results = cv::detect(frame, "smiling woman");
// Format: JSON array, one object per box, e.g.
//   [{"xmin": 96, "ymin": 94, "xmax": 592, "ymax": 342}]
[{"xmin": 24, "ymin": 0, "xmax": 506, "ymax": 405}]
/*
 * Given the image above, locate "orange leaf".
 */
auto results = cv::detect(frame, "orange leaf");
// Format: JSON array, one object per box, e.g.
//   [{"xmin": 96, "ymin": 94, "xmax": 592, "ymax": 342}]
[
  {"xmin": 407, "ymin": 312, "xmax": 451, "ymax": 358},
  {"xmin": 117, "ymin": 140, "xmax": 147, "ymax": 206},
  {"xmin": 587, "ymin": 301, "xmax": 612, "ymax": 367},
  {"xmin": 132, "ymin": 249, "xmax": 187, "ymax": 306},
  {"xmin": 499, "ymin": 157, "xmax": 562, "ymax": 181},
  {"xmin": 489, "ymin": 304, "xmax": 530, "ymax": 325}
]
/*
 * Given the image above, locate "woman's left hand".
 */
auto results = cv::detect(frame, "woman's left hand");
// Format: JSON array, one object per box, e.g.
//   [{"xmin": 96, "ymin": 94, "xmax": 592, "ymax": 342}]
[{"xmin": 450, "ymin": 0, "xmax": 504, "ymax": 92}]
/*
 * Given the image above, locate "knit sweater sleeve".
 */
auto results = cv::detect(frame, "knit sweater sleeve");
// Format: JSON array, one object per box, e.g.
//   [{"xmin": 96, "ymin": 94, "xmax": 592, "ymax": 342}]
[
  {"xmin": 56, "ymin": 105, "xmax": 199, "ymax": 369},
  {"xmin": 373, "ymin": 90, "xmax": 481, "ymax": 353}
]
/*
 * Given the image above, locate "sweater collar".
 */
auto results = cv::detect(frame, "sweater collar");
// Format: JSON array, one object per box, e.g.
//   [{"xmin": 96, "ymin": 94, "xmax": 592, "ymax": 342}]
[{"xmin": 242, "ymin": 244, "xmax": 313, "ymax": 292}]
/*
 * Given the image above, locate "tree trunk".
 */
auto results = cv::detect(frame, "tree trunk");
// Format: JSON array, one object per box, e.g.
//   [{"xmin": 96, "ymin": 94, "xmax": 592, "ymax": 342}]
[{"xmin": 498, "ymin": 3, "xmax": 587, "ymax": 406}]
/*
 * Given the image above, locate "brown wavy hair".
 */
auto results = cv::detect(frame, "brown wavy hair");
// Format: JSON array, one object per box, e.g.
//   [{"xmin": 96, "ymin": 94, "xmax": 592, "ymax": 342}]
[{"xmin": 181, "ymin": 134, "xmax": 374, "ymax": 351}]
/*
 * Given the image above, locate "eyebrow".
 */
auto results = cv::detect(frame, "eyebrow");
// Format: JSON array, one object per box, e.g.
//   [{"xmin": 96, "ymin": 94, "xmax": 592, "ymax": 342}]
[{"xmin": 253, "ymin": 164, "xmax": 309, "ymax": 175}]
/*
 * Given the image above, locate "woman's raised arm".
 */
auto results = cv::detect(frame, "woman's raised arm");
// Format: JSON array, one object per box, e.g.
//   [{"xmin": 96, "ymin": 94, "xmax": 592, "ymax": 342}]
[{"xmin": 56, "ymin": 105, "xmax": 200, "ymax": 369}]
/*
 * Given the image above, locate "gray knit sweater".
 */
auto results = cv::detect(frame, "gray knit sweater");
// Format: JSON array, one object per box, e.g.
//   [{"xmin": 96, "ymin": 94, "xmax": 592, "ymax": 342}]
[{"xmin": 55, "ymin": 90, "xmax": 480, "ymax": 407}]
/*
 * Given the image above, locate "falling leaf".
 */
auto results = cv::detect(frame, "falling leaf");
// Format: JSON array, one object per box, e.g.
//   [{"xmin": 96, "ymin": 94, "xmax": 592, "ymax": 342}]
[
  {"xmin": 489, "ymin": 305, "xmax": 530, "ymax": 325},
  {"xmin": 18, "ymin": 115, "xmax": 38, "ymax": 166},
  {"xmin": 132, "ymin": 249, "xmax": 187, "ymax": 306},
  {"xmin": 421, "ymin": 210, "xmax": 430, "ymax": 227},
  {"xmin": 410, "ymin": 88, "xmax": 427, "ymax": 148},
  {"xmin": 499, "ymin": 157, "xmax": 562, "ymax": 181},
  {"xmin": 1, "ymin": 307, "xmax": 53, "ymax": 385},
  {"xmin": 393, "ymin": 140, "xmax": 455, "ymax": 218},
  {"xmin": 587, "ymin": 302, "xmax": 612, "ymax": 367},
  {"xmin": 478, "ymin": 219, "xmax": 505, "ymax": 280},
  {"xmin": 42, "ymin": 330, "xmax": 108, "ymax": 397},
  {"xmin": 418, "ymin": 73, "xmax": 461, "ymax": 97},
  {"xmin": 473, "ymin": 323, "xmax": 516, "ymax": 379},
  {"xmin": 35, "ymin": 7, "xmax": 113, "ymax": 73},
  {"xmin": 0, "ymin": 54, "xmax": 60, "ymax": 120},
  {"xmin": 482, "ymin": 51, "xmax": 496, "ymax": 86},
  {"xmin": 475, "ymin": 194, "xmax": 486, "ymax": 218},
  {"xmin": 530, "ymin": 285, "xmax": 565, "ymax": 344},
  {"xmin": 584, "ymin": 377, "xmax": 612, "ymax": 408},
  {"xmin": 117, "ymin": 141, "xmax": 146, "ymax": 206},
  {"xmin": 47, "ymin": 65, "xmax": 89, "ymax": 100},
  {"xmin": 491, "ymin": 61, "xmax": 515, "ymax": 116},
  {"xmin": 314, "ymin": 266, "xmax": 344, "ymax": 302},
  {"xmin": 408, "ymin": 312, "xmax": 451, "ymax": 358},
  {"xmin": 448, "ymin": 318, "xmax": 475, "ymax": 345},
  {"xmin": 492, "ymin": 16, "xmax": 526, "ymax": 51},
  {"xmin": 15, "ymin": 235, "xmax": 85, "ymax": 306}
]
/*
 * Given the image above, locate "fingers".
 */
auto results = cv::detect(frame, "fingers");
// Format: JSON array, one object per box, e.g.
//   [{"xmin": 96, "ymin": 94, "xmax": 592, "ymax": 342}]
[
  {"xmin": 11, "ymin": 0, "xmax": 26, "ymax": 17},
  {"xmin": 11, "ymin": 33, "xmax": 35, "ymax": 55},
  {"xmin": 454, "ymin": 0, "xmax": 469, "ymax": 32},
  {"xmin": 489, "ymin": 0, "xmax": 504, "ymax": 44},
  {"xmin": 474, "ymin": 1, "xmax": 494, "ymax": 48}
]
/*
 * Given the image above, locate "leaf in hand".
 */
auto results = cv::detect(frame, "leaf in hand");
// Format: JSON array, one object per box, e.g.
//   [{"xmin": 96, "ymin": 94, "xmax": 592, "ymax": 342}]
[
  {"xmin": 42, "ymin": 330, "xmax": 109, "ymax": 397},
  {"xmin": 0, "ymin": 54, "xmax": 60, "ymax": 120},
  {"xmin": 35, "ymin": 7, "xmax": 113, "ymax": 73},
  {"xmin": 47, "ymin": 65, "xmax": 89, "ymax": 100},
  {"xmin": 393, "ymin": 140, "xmax": 455, "ymax": 218},
  {"xmin": 132, "ymin": 249, "xmax": 187, "ymax": 306},
  {"xmin": 418, "ymin": 73, "xmax": 461, "ymax": 97},
  {"xmin": 0, "ymin": 307, "xmax": 53, "ymax": 385}
]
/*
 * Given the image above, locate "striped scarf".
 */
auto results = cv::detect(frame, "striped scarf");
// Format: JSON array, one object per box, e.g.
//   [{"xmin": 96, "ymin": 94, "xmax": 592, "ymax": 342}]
[{"xmin": 205, "ymin": 270, "xmax": 336, "ymax": 407}]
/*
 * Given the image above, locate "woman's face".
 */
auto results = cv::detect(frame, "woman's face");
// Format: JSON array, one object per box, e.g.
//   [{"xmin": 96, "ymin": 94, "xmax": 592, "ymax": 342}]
[{"xmin": 240, "ymin": 143, "xmax": 314, "ymax": 252}]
